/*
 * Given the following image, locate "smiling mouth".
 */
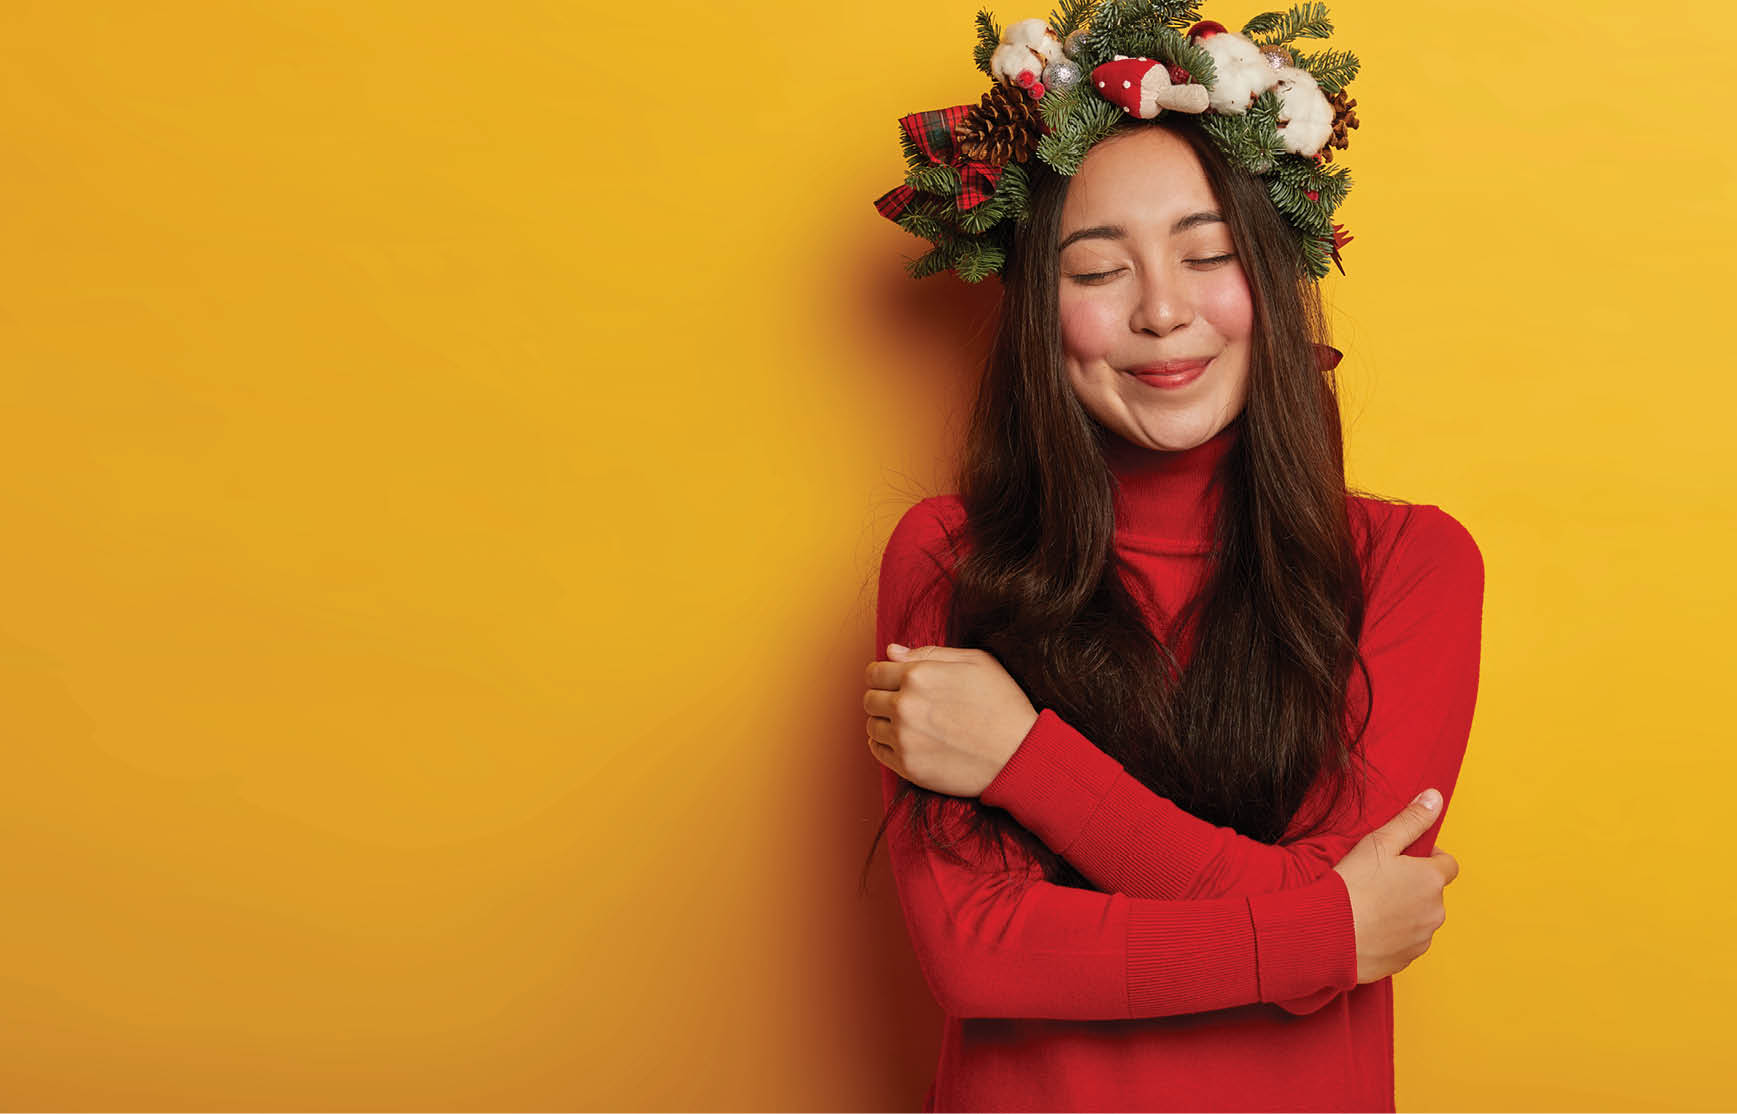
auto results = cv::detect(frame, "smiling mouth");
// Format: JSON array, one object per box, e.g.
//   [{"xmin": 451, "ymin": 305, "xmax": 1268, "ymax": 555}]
[
  {"xmin": 1128, "ymin": 357, "xmax": 1214, "ymax": 376},
  {"xmin": 1127, "ymin": 357, "xmax": 1212, "ymax": 388}
]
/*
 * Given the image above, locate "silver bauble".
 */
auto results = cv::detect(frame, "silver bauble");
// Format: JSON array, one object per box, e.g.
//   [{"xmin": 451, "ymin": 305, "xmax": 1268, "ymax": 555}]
[
  {"xmin": 1063, "ymin": 29, "xmax": 1089, "ymax": 59},
  {"xmin": 1042, "ymin": 57, "xmax": 1081, "ymax": 92}
]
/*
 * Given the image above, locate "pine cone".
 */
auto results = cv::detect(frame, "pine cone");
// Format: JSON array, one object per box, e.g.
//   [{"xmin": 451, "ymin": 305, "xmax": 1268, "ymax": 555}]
[
  {"xmin": 955, "ymin": 81, "xmax": 1044, "ymax": 167},
  {"xmin": 1321, "ymin": 88, "xmax": 1359, "ymax": 163}
]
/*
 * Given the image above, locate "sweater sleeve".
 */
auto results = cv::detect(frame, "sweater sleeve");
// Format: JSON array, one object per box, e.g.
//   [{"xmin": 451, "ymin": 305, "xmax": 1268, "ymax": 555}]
[
  {"xmin": 976, "ymin": 503, "xmax": 1485, "ymax": 1014},
  {"xmin": 872, "ymin": 498, "xmax": 1359, "ymax": 1020}
]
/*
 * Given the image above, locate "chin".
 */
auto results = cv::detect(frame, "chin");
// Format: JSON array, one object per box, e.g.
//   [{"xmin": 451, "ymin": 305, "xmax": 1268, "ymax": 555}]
[{"xmin": 1120, "ymin": 397, "xmax": 1230, "ymax": 441}]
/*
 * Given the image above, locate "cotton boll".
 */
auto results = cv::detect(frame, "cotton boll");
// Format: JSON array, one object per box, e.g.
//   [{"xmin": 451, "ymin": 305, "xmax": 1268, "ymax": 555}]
[
  {"xmin": 1272, "ymin": 65, "xmax": 1335, "ymax": 155},
  {"xmin": 1002, "ymin": 17, "xmax": 1064, "ymax": 65},
  {"xmin": 1196, "ymin": 30, "xmax": 1279, "ymax": 113},
  {"xmin": 991, "ymin": 41, "xmax": 1046, "ymax": 87}
]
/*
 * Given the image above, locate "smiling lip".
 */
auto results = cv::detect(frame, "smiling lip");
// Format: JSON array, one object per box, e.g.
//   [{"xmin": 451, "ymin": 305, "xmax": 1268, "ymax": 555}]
[{"xmin": 1129, "ymin": 357, "xmax": 1212, "ymax": 388}]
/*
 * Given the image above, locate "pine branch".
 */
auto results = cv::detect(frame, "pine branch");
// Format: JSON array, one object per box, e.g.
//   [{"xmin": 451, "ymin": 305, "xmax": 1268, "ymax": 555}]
[
  {"xmin": 899, "ymin": 130, "xmax": 927, "ymax": 171},
  {"xmin": 896, "ymin": 210, "xmax": 951, "ymax": 242},
  {"xmin": 1161, "ymin": 25, "xmax": 1217, "ymax": 85},
  {"xmin": 1049, "ymin": 0, "xmax": 1096, "ymax": 37},
  {"xmin": 1247, "ymin": 2, "xmax": 1334, "ymax": 47},
  {"xmin": 1289, "ymin": 46, "xmax": 1358, "ymax": 94},
  {"xmin": 1267, "ymin": 176, "xmax": 1332, "ymax": 238},
  {"xmin": 993, "ymin": 161, "xmax": 1032, "ymax": 225},
  {"xmin": 973, "ymin": 9, "xmax": 1002, "ymax": 77},
  {"xmin": 1199, "ymin": 89, "xmax": 1285, "ymax": 171},
  {"xmin": 1296, "ymin": 231, "xmax": 1331, "ymax": 280},
  {"xmin": 955, "ymin": 238, "xmax": 1007, "ymax": 283},
  {"xmin": 1035, "ymin": 93, "xmax": 1123, "ymax": 175},
  {"xmin": 1151, "ymin": 0, "xmax": 1205, "ymax": 30},
  {"xmin": 1079, "ymin": 0, "xmax": 1144, "ymax": 61},
  {"xmin": 1240, "ymin": 11, "xmax": 1287, "ymax": 38},
  {"xmin": 906, "ymin": 163, "xmax": 962, "ymax": 196},
  {"xmin": 958, "ymin": 195, "xmax": 1007, "ymax": 233},
  {"xmin": 907, "ymin": 240, "xmax": 963, "ymax": 280},
  {"xmin": 1038, "ymin": 78, "xmax": 1089, "ymax": 132}
]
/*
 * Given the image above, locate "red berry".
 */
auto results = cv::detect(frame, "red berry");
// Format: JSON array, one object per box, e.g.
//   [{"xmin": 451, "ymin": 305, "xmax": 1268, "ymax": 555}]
[
  {"xmin": 1030, "ymin": 81, "xmax": 1046, "ymax": 99},
  {"xmin": 1306, "ymin": 190, "xmax": 1319, "ymax": 201},
  {"xmin": 1015, "ymin": 70, "xmax": 1034, "ymax": 87},
  {"xmin": 1165, "ymin": 63, "xmax": 1190, "ymax": 84}
]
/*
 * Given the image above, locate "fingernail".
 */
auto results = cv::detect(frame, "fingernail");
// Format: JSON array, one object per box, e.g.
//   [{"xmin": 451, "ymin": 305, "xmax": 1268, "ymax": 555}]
[{"xmin": 1416, "ymin": 789, "xmax": 1440, "ymax": 811}]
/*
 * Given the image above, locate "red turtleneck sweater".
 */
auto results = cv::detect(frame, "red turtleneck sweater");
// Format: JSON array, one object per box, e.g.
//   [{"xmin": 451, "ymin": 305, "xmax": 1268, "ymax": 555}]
[{"xmin": 872, "ymin": 417, "xmax": 1484, "ymax": 1113}]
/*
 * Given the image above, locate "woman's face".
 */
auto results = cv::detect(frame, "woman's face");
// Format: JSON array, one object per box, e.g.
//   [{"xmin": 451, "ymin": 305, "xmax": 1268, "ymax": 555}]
[{"xmin": 1056, "ymin": 126, "xmax": 1254, "ymax": 451}]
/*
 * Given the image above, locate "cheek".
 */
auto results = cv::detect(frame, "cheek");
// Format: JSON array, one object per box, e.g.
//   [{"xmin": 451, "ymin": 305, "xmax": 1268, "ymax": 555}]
[
  {"xmin": 1058, "ymin": 295, "xmax": 1123, "ymax": 361},
  {"xmin": 1201, "ymin": 272, "xmax": 1255, "ymax": 342}
]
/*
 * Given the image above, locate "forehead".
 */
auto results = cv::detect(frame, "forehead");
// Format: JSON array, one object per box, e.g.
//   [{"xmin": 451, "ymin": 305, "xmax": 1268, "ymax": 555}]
[{"xmin": 1060, "ymin": 128, "xmax": 1217, "ymax": 232}]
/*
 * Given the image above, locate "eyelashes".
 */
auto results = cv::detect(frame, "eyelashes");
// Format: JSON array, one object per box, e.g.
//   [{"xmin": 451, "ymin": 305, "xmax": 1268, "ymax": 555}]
[{"xmin": 1068, "ymin": 254, "xmax": 1237, "ymax": 284}]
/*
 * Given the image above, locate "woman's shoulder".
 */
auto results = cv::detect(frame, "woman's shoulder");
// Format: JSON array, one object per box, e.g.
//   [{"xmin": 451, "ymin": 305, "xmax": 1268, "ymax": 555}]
[
  {"xmin": 1347, "ymin": 495, "xmax": 1485, "ymax": 621},
  {"xmin": 886, "ymin": 494, "xmax": 968, "ymax": 557},
  {"xmin": 1347, "ymin": 495, "xmax": 1481, "ymax": 561},
  {"xmin": 880, "ymin": 494, "xmax": 970, "ymax": 588}
]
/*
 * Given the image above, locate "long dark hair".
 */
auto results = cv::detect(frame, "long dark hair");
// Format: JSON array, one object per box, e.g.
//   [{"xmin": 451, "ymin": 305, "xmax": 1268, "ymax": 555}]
[{"xmin": 862, "ymin": 114, "xmax": 1412, "ymax": 892}]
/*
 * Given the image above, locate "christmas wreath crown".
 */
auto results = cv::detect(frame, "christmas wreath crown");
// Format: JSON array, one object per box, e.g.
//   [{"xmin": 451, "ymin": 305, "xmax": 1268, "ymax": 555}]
[{"xmin": 872, "ymin": 0, "xmax": 1360, "ymax": 283}]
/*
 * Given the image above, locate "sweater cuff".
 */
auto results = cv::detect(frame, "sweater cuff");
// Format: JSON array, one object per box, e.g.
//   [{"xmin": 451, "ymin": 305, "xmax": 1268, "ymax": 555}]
[
  {"xmin": 980, "ymin": 707, "xmax": 1124, "ymax": 853},
  {"xmin": 1247, "ymin": 869, "xmax": 1360, "ymax": 1003},
  {"xmin": 1126, "ymin": 895, "xmax": 1259, "ymax": 1016}
]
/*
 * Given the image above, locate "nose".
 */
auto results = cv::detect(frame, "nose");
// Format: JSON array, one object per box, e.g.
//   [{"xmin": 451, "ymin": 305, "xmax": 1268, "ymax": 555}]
[{"xmin": 1128, "ymin": 263, "xmax": 1194, "ymax": 337}]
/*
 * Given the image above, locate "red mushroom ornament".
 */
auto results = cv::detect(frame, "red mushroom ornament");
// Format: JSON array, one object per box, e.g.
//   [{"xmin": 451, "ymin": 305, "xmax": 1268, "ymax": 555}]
[{"xmin": 1090, "ymin": 55, "xmax": 1210, "ymax": 119}]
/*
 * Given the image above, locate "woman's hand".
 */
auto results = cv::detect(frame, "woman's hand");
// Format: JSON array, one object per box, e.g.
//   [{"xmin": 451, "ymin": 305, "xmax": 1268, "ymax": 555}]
[
  {"xmin": 1331, "ymin": 789, "xmax": 1462, "ymax": 984},
  {"xmin": 862, "ymin": 642, "xmax": 1039, "ymax": 798}
]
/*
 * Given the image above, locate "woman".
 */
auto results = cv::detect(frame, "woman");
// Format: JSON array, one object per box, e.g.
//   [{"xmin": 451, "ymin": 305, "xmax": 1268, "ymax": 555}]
[{"xmin": 859, "ymin": 15, "xmax": 1484, "ymax": 1113}]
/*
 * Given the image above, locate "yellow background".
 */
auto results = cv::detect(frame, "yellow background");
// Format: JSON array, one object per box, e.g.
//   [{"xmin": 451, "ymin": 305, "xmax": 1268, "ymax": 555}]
[{"xmin": 2, "ymin": 0, "xmax": 1733, "ymax": 1109}]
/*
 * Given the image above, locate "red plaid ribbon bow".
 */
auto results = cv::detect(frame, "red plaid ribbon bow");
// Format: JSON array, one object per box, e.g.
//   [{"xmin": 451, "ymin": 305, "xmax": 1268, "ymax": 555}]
[{"xmin": 873, "ymin": 103, "xmax": 1012, "ymax": 222}]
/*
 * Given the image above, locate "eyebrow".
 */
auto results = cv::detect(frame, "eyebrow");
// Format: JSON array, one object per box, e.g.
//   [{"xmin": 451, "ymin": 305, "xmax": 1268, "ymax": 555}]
[{"xmin": 1058, "ymin": 211, "xmax": 1225, "ymax": 251}]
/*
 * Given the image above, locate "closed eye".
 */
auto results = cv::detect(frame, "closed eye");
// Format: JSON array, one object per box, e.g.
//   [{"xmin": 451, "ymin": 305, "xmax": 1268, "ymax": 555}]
[{"xmin": 1067, "ymin": 254, "xmax": 1237, "ymax": 284}]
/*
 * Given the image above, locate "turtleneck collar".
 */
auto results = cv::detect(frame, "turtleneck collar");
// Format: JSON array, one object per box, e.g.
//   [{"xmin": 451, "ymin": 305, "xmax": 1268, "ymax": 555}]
[{"xmin": 1101, "ymin": 414, "xmax": 1242, "ymax": 553}]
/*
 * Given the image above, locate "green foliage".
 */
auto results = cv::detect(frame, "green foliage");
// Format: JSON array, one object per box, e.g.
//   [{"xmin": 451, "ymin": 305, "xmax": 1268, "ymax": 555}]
[
  {"xmin": 1076, "ymin": 0, "xmax": 1143, "ymax": 63},
  {"xmin": 958, "ymin": 192, "xmax": 1009, "ymax": 234},
  {"xmin": 1034, "ymin": 92, "xmax": 1124, "ymax": 176},
  {"xmin": 1269, "ymin": 156, "xmax": 1351, "ymax": 213},
  {"xmin": 1157, "ymin": 0, "xmax": 1206, "ymax": 29},
  {"xmin": 1245, "ymin": 2, "xmax": 1334, "ymax": 47},
  {"xmin": 898, "ymin": 129, "xmax": 926, "ymax": 171},
  {"xmin": 1038, "ymin": 76, "xmax": 1088, "ymax": 131},
  {"xmin": 1266, "ymin": 175, "xmax": 1332, "ymax": 238},
  {"xmin": 1296, "ymin": 230, "xmax": 1331, "ymax": 280},
  {"xmin": 1049, "ymin": 0, "xmax": 1097, "ymax": 37},
  {"xmin": 954, "ymin": 237, "xmax": 1007, "ymax": 283},
  {"xmin": 907, "ymin": 240, "xmax": 963, "ymax": 280},
  {"xmin": 1240, "ymin": 11, "xmax": 1288, "ymax": 38},
  {"xmin": 1197, "ymin": 88, "xmax": 1286, "ymax": 170},
  {"xmin": 1289, "ymin": 46, "xmax": 1358, "ymax": 94},
  {"xmin": 896, "ymin": 209, "xmax": 951, "ymax": 243},
  {"xmin": 973, "ymin": 9, "xmax": 1002, "ymax": 77},
  {"xmin": 995, "ymin": 161, "xmax": 1033, "ymax": 225},
  {"xmin": 906, "ymin": 162, "xmax": 962, "ymax": 196},
  {"xmin": 1163, "ymin": 28, "xmax": 1218, "ymax": 85}
]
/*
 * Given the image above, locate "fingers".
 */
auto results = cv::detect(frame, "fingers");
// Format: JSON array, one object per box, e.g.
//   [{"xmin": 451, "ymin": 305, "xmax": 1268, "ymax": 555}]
[
  {"xmin": 865, "ymin": 660, "xmax": 895, "ymax": 688},
  {"xmin": 1374, "ymin": 789, "xmax": 1442, "ymax": 850},
  {"xmin": 863, "ymin": 687, "xmax": 896, "ymax": 718},
  {"xmin": 865, "ymin": 716, "xmax": 902, "ymax": 777},
  {"xmin": 1431, "ymin": 848, "xmax": 1460, "ymax": 885},
  {"xmin": 866, "ymin": 647, "xmax": 981, "ymax": 688},
  {"xmin": 865, "ymin": 658, "xmax": 918, "ymax": 690}
]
